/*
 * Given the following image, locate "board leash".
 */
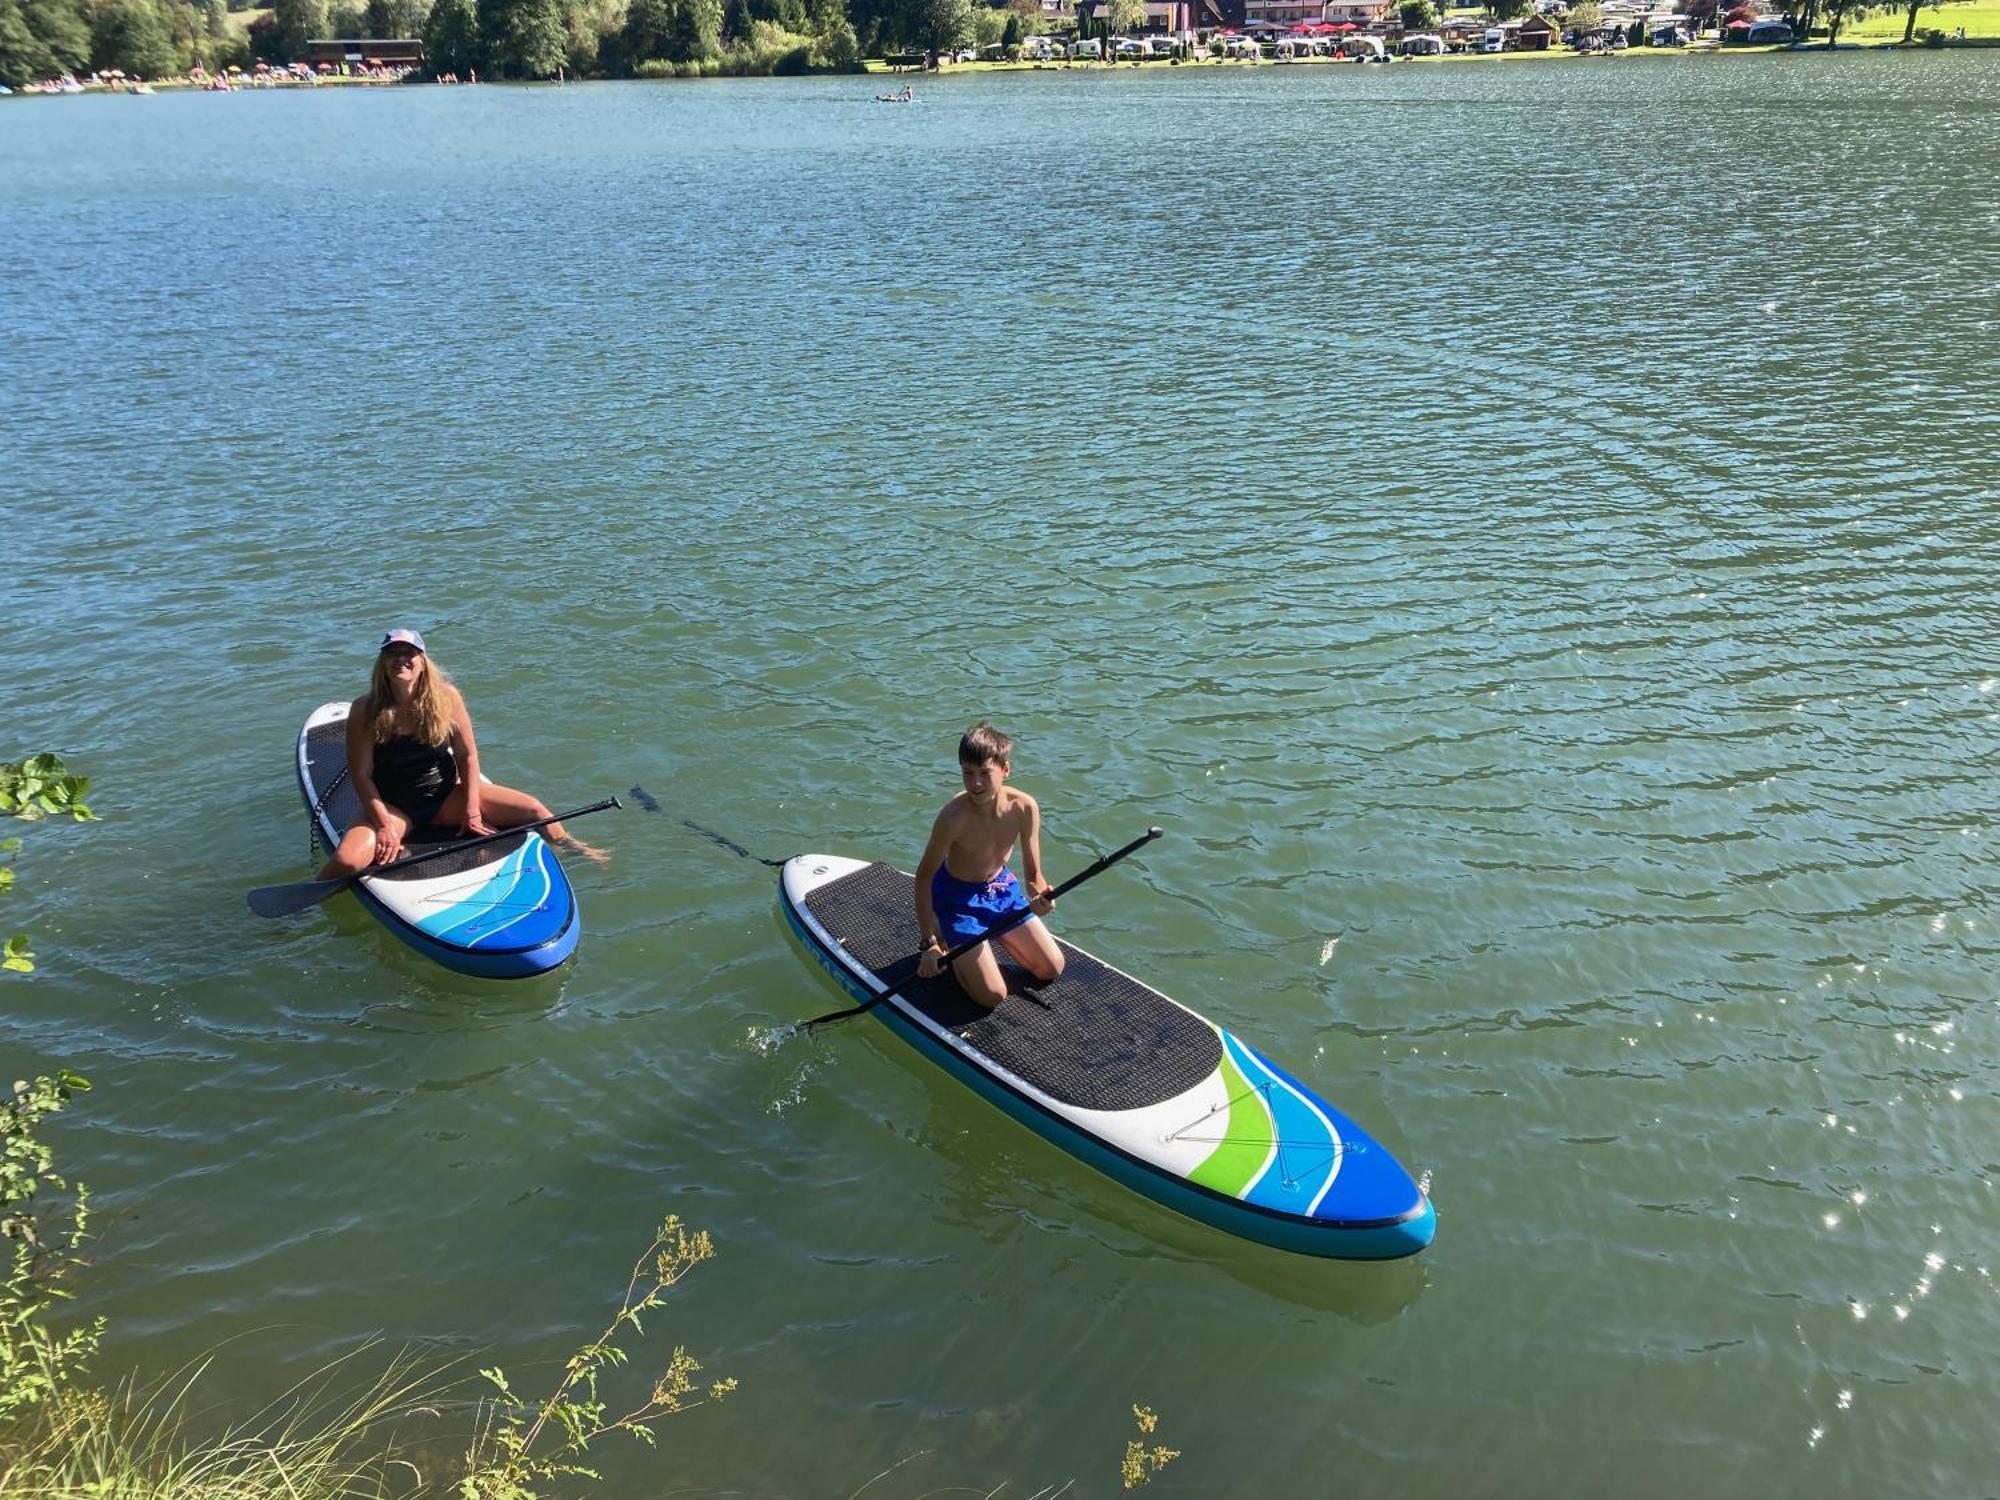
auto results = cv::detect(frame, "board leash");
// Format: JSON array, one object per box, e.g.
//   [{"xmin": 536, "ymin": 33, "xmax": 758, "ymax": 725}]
[{"xmin": 307, "ymin": 765, "xmax": 349, "ymax": 862}]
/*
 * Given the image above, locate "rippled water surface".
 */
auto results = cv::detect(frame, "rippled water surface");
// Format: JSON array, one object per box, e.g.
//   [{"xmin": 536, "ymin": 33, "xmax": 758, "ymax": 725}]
[{"xmin": 6, "ymin": 52, "xmax": 2000, "ymax": 1497}]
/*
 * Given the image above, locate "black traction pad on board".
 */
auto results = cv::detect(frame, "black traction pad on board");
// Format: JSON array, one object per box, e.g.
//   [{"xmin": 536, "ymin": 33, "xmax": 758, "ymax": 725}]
[{"xmin": 801, "ymin": 861, "xmax": 1220, "ymax": 1113}]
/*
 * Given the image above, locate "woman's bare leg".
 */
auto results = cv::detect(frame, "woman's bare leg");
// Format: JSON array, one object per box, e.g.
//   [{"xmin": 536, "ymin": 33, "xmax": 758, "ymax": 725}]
[
  {"xmin": 315, "ymin": 807, "xmax": 409, "ymax": 879},
  {"xmin": 471, "ymin": 781, "xmax": 609, "ymax": 863}
]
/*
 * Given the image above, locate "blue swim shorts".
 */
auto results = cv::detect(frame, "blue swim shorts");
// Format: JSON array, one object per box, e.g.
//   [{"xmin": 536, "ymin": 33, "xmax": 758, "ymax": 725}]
[{"xmin": 931, "ymin": 865, "xmax": 1031, "ymax": 943}]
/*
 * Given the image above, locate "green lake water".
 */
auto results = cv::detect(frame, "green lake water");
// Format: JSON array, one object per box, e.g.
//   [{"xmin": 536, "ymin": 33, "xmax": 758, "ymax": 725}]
[{"xmin": 4, "ymin": 51, "xmax": 2000, "ymax": 1496}]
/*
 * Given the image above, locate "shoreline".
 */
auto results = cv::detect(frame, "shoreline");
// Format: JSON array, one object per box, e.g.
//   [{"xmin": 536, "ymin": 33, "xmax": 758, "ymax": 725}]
[
  {"xmin": 5, "ymin": 36, "xmax": 1988, "ymax": 98},
  {"xmin": 870, "ymin": 36, "xmax": 2000, "ymax": 75}
]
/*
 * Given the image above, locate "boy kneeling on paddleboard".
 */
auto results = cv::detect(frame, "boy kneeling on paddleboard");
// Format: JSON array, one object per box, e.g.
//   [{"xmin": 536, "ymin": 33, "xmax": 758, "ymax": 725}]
[{"xmin": 913, "ymin": 724, "xmax": 1065, "ymax": 1008}]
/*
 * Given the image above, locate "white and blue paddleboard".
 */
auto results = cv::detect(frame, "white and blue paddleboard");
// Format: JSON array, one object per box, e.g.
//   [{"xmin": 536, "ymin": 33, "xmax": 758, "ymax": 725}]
[
  {"xmin": 782, "ymin": 855, "xmax": 1435, "ymax": 1260},
  {"xmin": 297, "ymin": 702, "xmax": 579, "ymax": 979}
]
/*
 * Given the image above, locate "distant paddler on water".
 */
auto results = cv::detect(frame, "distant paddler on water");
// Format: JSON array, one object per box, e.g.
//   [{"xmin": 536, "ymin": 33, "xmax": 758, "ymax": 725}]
[
  {"xmin": 874, "ymin": 82, "xmax": 915, "ymax": 102},
  {"xmin": 316, "ymin": 628, "xmax": 608, "ymax": 878}
]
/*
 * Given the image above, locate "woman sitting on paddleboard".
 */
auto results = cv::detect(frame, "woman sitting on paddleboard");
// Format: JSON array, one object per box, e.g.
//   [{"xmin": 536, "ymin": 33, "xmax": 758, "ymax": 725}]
[{"xmin": 315, "ymin": 629, "xmax": 607, "ymax": 878}]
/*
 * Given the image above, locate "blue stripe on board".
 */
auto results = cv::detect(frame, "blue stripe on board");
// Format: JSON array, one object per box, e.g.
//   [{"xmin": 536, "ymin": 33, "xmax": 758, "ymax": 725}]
[
  {"xmin": 1222, "ymin": 1032, "xmax": 1343, "ymax": 1217},
  {"xmin": 417, "ymin": 841, "xmax": 534, "ymax": 944},
  {"xmin": 414, "ymin": 840, "xmax": 569, "ymax": 952},
  {"xmin": 459, "ymin": 839, "xmax": 559, "ymax": 951}
]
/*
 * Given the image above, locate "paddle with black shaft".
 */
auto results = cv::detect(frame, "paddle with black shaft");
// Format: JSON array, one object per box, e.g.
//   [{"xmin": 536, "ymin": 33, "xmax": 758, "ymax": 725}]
[
  {"xmin": 797, "ymin": 826, "xmax": 1164, "ymax": 1032},
  {"xmin": 631, "ymin": 786, "xmax": 786, "ymax": 868},
  {"xmin": 245, "ymin": 797, "xmax": 622, "ymax": 918}
]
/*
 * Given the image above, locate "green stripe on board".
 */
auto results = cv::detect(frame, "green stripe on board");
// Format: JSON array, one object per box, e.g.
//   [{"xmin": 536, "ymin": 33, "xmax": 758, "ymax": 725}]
[{"xmin": 1187, "ymin": 1038, "xmax": 1273, "ymax": 1199}]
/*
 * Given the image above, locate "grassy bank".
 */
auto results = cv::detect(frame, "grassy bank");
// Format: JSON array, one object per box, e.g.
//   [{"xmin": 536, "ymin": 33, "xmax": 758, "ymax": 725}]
[{"xmin": 1844, "ymin": 0, "xmax": 2000, "ymax": 36}]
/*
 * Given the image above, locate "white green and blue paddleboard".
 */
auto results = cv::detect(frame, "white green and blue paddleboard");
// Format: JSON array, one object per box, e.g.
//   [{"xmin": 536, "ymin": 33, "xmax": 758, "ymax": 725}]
[
  {"xmin": 297, "ymin": 702, "xmax": 579, "ymax": 979},
  {"xmin": 781, "ymin": 855, "xmax": 1435, "ymax": 1260}
]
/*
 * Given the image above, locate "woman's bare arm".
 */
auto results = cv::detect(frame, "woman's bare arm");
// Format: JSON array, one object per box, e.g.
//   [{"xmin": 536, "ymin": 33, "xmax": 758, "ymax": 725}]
[{"xmin": 447, "ymin": 687, "xmax": 490, "ymax": 833}]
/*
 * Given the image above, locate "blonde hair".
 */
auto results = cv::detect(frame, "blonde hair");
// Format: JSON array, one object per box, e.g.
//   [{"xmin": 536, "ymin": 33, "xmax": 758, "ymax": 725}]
[{"xmin": 366, "ymin": 650, "xmax": 455, "ymax": 747}]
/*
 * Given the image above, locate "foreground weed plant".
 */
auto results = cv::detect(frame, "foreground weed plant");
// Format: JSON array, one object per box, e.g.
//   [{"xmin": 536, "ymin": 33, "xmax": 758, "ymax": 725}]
[
  {"xmin": 461, "ymin": 1215, "xmax": 737, "ymax": 1500},
  {"xmin": 1, "ymin": 1070, "xmax": 100, "ymax": 1423},
  {"xmin": 1119, "ymin": 1404, "xmax": 1180, "ymax": 1491}
]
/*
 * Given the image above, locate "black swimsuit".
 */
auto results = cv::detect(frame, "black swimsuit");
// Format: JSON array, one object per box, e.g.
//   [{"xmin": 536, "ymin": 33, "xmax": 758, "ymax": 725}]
[{"xmin": 372, "ymin": 732, "xmax": 458, "ymax": 827}]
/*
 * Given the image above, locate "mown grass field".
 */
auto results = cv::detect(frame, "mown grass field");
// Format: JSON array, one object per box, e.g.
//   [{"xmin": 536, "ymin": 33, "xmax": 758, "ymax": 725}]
[{"xmin": 1844, "ymin": 0, "xmax": 2000, "ymax": 36}]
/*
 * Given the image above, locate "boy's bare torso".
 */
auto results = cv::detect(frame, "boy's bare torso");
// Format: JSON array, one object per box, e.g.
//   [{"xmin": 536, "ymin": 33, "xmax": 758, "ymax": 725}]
[{"xmin": 938, "ymin": 787, "xmax": 1032, "ymax": 882}]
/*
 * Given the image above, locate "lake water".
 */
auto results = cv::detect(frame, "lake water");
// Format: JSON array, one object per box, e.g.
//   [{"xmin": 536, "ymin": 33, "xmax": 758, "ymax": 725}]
[{"xmin": 5, "ymin": 51, "xmax": 2000, "ymax": 1497}]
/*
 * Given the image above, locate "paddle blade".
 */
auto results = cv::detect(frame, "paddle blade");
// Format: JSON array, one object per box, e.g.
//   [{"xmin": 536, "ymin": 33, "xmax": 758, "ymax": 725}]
[{"xmin": 245, "ymin": 875, "xmax": 352, "ymax": 918}]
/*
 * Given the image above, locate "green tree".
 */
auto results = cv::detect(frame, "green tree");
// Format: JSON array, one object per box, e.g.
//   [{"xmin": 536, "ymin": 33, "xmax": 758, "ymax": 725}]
[
  {"xmin": 564, "ymin": 0, "xmax": 619, "ymax": 68},
  {"xmin": 902, "ymin": 0, "xmax": 968, "ymax": 51},
  {"xmin": 363, "ymin": 0, "xmax": 428, "ymax": 35},
  {"xmin": 1820, "ymin": 0, "xmax": 1852, "ymax": 41},
  {"xmin": 1489, "ymin": 0, "xmax": 1529, "ymax": 20},
  {"xmin": 621, "ymin": 0, "xmax": 668, "ymax": 56},
  {"xmin": 846, "ymin": 0, "xmax": 895, "ymax": 51},
  {"xmin": 665, "ymin": 0, "xmax": 720, "ymax": 58},
  {"xmin": 0, "ymin": 0, "xmax": 62, "ymax": 85},
  {"xmin": 721, "ymin": 0, "xmax": 747, "ymax": 39},
  {"xmin": 330, "ymin": 0, "xmax": 365, "ymax": 33},
  {"xmin": 89, "ymin": 0, "xmax": 178, "ymax": 74},
  {"xmin": 478, "ymin": 0, "xmax": 564, "ymax": 72},
  {"xmin": 271, "ymin": 0, "xmax": 326, "ymax": 56},
  {"xmin": 1105, "ymin": 0, "xmax": 1143, "ymax": 31},
  {"xmin": 423, "ymin": 0, "xmax": 475, "ymax": 66},
  {"xmin": 1899, "ymin": 0, "xmax": 1936, "ymax": 41},
  {"xmin": 20, "ymin": 0, "xmax": 95, "ymax": 74},
  {"xmin": 1397, "ymin": 0, "xmax": 1434, "ymax": 27},
  {"xmin": 1566, "ymin": 0, "xmax": 1600, "ymax": 34}
]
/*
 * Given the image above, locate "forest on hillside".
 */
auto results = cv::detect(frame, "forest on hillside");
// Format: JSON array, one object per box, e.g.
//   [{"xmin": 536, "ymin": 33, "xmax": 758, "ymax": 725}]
[{"xmin": 0, "ymin": 0, "xmax": 1031, "ymax": 86}]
